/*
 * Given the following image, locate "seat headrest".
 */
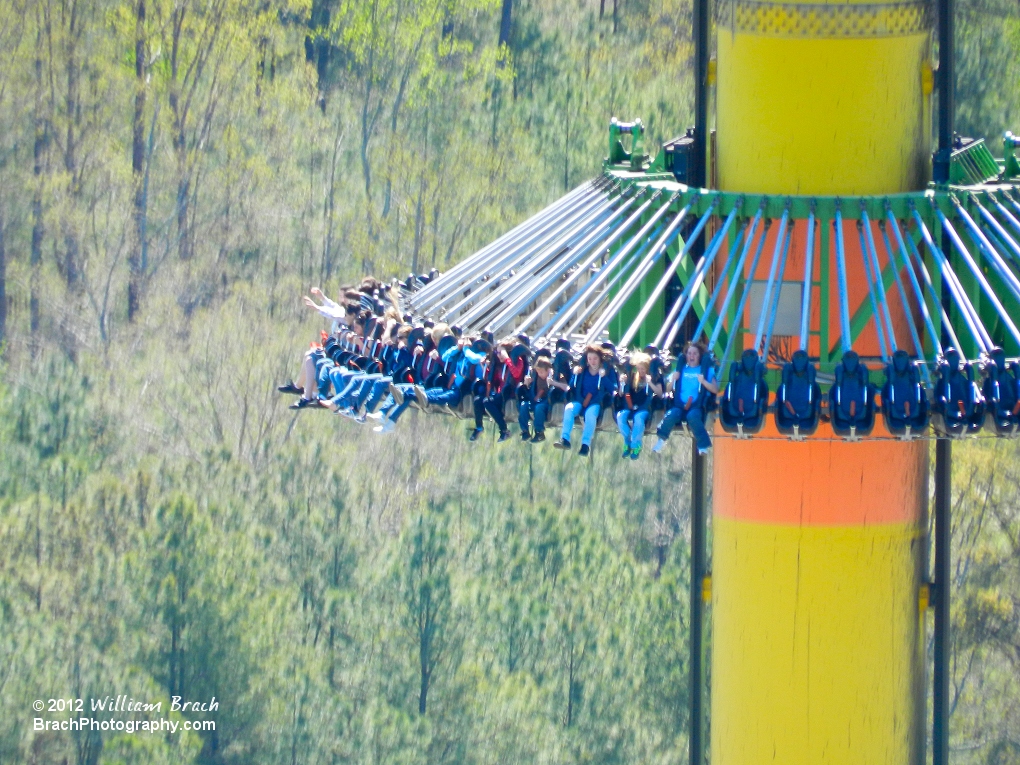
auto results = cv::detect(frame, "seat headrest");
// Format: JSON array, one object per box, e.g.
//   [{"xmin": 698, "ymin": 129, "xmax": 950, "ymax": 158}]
[
  {"xmin": 892, "ymin": 349, "xmax": 911, "ymax": 375},
  {"xmin": 437, "ymin": 335, "xmax": 457, "ymax": 357},
  {"xmin": 740, "ymin": 349, "xmax": 759, "ymax": 375},
  {"xmin": 510, "ymin": 344, "xmax": 530, "ymax": 364},
  {"xmin": 791, "ymin": 349, "xmax": 808, "ymax": 374},
  {"xmin": 471, "ymin": 338, "xmax": 492, "ymax": 354},
  {"xmin": 944, "ymin": 348, "xmax": 961, "ymax": 371},
  {"xmin": 989, "ymin": 346, "xmax": 1006, "ymax": 371},
  {"xmin": 841, "ymin": 350, "xmax": 860, "ymax": 374},
  {"xmin": 406, "ymin": 327, "xmax": 426, "ymax": 347}
]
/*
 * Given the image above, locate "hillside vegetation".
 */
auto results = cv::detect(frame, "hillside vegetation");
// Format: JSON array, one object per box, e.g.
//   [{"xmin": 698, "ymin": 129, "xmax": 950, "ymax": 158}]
[{"xmin": 1, "ymin": 0, "xmax": 1020, "ymax": 763}]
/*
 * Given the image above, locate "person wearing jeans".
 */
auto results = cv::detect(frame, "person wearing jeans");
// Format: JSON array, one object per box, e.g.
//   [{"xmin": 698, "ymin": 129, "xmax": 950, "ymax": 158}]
[
  {"xmin": 653, "ymin": 342, "xmax": 718, "ymax": 455},
  {"xmin": 555, "ymin": 344, "xmax": 616, "ymax": 457},
  {"xmin": 518, "ymin": 356, "xmax": 566, "ymax": 442},
  {"xmin": 614, "ymin": 351, "xmax": 662, "ymax": 460}
]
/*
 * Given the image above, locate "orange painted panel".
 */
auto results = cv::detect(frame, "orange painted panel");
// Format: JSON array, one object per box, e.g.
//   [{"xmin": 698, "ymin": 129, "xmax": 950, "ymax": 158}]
[{"xmin": 713, "ymin": 436, "xmax": 927, "ymax": 525}]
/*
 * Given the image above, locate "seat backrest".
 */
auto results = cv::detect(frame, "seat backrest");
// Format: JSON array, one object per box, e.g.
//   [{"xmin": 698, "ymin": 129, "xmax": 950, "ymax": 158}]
[
  {"xmin": 727, "ymin": 349, "xmax": 764, "ymax": 416},
  {"xmin": 697, "ymin": 352, "xmax": 719, "ymax": 410},
  {"xmin": 939, "ymin": 349, "xmax": 973, "ymax": 416},
  {"xmin": 553, "ymin": 349, "xmax": 574, "ymax": 384},
  {"xmin": 781, "ymin": 350, "xmax": 815, "ymax": 417},
  {"xmin": 885, "ymin": 349, "xmax": 920, "ymax": 419},
  {"xmin": 834, "ymin": 351, "xmax": 868, "ymax": 418},
  {"xmin": 986, "ymin": 348, "xmax": 1019, "ymax": 413}
]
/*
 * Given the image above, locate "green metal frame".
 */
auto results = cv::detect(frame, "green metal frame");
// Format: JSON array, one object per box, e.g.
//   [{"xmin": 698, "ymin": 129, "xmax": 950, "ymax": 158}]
[{"xmin": 595, "ymin": 165, "xmax": 1020, "ymax": 383}]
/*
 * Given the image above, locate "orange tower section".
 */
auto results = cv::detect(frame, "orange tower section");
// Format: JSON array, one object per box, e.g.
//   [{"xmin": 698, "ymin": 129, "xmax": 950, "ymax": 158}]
[{"xmin": 710, "ymin": 4, "xmax": 932, "ymax": 765}]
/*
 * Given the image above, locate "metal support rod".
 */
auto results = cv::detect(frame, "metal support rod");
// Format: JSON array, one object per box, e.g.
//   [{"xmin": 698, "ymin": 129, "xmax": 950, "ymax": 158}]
[
  {"xmin": 834, "ymin": 210, "xmax": 854, "ymax": 353},
  {"xmin": 583, "ymin": 206, "xmax": 694, "ymax": 343},
  {"xmin": 545, "ymin": 194, "xmax": 675, "ymax": 338},
  {"xmin": 569, "ymin": 222, "xmax": 668, "ymax": 339},
  {"xmin": 694, "ymin": 220, "xmax": 749, "ymax": 342},
  {"xmin": 659, "ymin": 208, "xmax": 739, "ymax": 350},
  {"xmin": 440, "ymin": 189, "xmax": 616, "ymax": 320},
  {"xmin": 619, "ymin": 203, "xmax": 719, "ymax": 348},
  {"xmin": 934, "ymin": 0, "xmax": 954, "ymax": 184},
  {"xmin": 992, "ymin": 193, "xmax": 1020, "ymax": 249},
  {"xmin": 878, "ymin": 221, "xmax": 932, "ymax": 384},
  {"xmin": 799, "ymin": 212, "xmax": 816, "ymax": 351},
  {"xmin": 710, "ymin": 209, "xmax": 764, "ymax": 351},
  {"xmin": 887, "ymin": 212, "xmax": 942, "ymax": 358},
  {"xmin": 721, "ymin": 219, "xmax": 771, "ymax": 366},
  {"xmin": 932, "ymin": 438, "xmax": 952, "ymax": 765},
  {"xmin": 902, "ymin": 218, "xmax": 964, "ymax": 354},
  {"xmin": 689, "ymin": 443, "xmax": 708, "ymax": 765},
  {"xmin": 956, "ymin": 200, "xmax": 1020, "ymax": 299},
  {"xmin": 692, "ymin": 0, "xmax": 709, "ymax": 189},
  {"xmin": 524, "ymin": 193, "xmax": 660, "ymax": 337},
  {"xmin": 412, "ymin": 180, "xmax": 597, "ymax": 310},
  {"xmin": 761, "ymin": 222, "xmax": 794, "ymax": 358},
  {"xmin": 915, "ymin": 211, "xmax": 992, "ymax": 352},
  {"xmin": 485, "ymin": 199, "xmax": 641, "ymax": 334},
  {"xmin": 454, "ymin": 194, "xmax": 619, "ymax": 325},
  {"xmin": 856, "ymin": 222, "xmax": 891, "ymax": 360},
  {"xmin": 862, "ymin": 211, "xmax": 899, "ymax": 354},
  {"xmin": 939, "ymin": 210, "xmax": 1020, "ymax": 347},
  {"xmin": 753, "ymin": 207, "xmax": 790, "ymax": 354}
]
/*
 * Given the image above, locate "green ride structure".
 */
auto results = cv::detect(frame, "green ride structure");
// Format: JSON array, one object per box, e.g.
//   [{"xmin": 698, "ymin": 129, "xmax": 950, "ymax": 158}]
[{"xmin": 390, "ymin": 0, "xmax": 1020, "ymax": 761}]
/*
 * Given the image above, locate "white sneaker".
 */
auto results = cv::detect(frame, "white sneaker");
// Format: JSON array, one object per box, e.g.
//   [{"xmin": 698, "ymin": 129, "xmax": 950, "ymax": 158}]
[
  {"xmin": 366, "ymin": 411, "xmax": 385, "ymax": 421},
  {"xmin": 698, "ymin": 446, "xmax": 711, "ymax": 456},
  {"xmin": 373, "ymin": 418, "xmax": 396, "ymax": 435},
  {"xmin": 652, "ymin": 438, "xmax": 666, "ymax": 454}
]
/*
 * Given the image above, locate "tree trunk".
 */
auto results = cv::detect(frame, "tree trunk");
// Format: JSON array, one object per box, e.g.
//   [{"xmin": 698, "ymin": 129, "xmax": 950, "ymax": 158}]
[
  {"xmin": 61, "ymin": 0, "xmax": 82, "ymax": 291},
  {"xmin": 418, "ymin": 650, "xmax": 429, "ymax": 714},
  {"xmin": 31, "ymin": 21, "xmax": 45, "ymax": 345},
  {"xmin": 0, "ymin": 212, "xmax": 6, "ymax": 352},
  {"xmin": 128, "ymin": 0, "xmax": 146, "ymax": 320},
  {"xmin": 498, "ymin": 0, "xmax": 513, "ymax": 49},
  {"xmin": 169, "ymin": 8, "xmax": 192, "ymax": 260}
]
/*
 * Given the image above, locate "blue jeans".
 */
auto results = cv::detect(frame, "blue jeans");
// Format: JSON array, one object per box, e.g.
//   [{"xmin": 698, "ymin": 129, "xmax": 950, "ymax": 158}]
[
  {"xmin": 315, "ymin": 358, "xmax": 337, "ymax": 399},
  {"xmin": 362, "ymin": 378, "xmax": 392, "ymax": 412},
  {"xmin": 382, "ymin": 384, "xmax": 416, "ymax": 423},
  {"xmin": 518, "ymin": 399, "xmax": 549, "ymax": 436},
  {"xmin": 476, "ymin": 390, "xmax": 509, "ymax": 432},
  {"xmin": 426, "ymin": 387, "xmax": 463, "ymax": 408},
  {"xmin": 326, "ymin": 367, "xmax": 359, "ymax": 401},
  {"xmin": 345, "ymin": 374, "xmax": 386, "ymax": 409},
  {"xmin": 657, "ymin": 405, "xmax": 711, "ymax": 451},
  {"xmin": 616, "ymin": 409, "xmax": 649, "ymax": 449},
  {"xmin": 335, "ymin": 373, "xmax": 381, "ymax": 407},
  {"xmin": 562, "ymin": 402, "xmax": 600, "ymax": 447}
]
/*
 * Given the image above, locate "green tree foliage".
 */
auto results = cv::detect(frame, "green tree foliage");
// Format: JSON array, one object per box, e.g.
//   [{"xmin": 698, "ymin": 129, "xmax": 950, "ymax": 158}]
[{"xmin": 0, "ymin": 0, "xmax": 1019, "ymax": 762}]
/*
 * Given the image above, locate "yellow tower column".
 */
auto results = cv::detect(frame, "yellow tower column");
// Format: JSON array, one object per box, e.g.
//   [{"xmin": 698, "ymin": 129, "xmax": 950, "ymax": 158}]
[{"xmin": 711, "ymin": 4, "xmax": 932, "ymax": 765}]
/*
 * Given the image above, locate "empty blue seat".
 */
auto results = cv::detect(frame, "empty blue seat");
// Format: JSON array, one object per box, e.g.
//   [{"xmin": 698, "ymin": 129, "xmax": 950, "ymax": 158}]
[
  {"xmin": 933, "ymin": 349, "xmax": 985, "ymax": 436},
  {"xmin": 828, "ymin": 351, "xmax": 875, "ymax": 438},
  {"xmin": 775, "ymin": 350, "xmax": 821, "ymax": 438},
  {"xmin": 982, "ymin": 347, "xmax": 1020, "ymax": 436},
  {"xmin": 881, "ymin": 349, "xmax": 929, "ymax": 438},
  {"xmin": 720, "ymin": 349, "xmax": 769, "ymax": 436}
]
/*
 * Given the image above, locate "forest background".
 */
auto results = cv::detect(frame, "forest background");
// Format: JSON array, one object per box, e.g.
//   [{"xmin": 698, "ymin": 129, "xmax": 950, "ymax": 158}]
[{"xmin": 1, "ymin": 0, "xmax": 1019, "ymax": 762}]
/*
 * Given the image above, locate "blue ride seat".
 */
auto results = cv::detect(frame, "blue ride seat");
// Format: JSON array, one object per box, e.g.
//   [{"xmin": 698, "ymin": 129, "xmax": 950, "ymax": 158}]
[
  {"xmin": 695, "ymin": 351, "xmax": 719, "ymax": 414},
  {"xmin": 828, "ymin": 351, "xmax": 875, "ymax": 438},
  {"xmin": 671, "ymin": 351, "xmax": 718, "ymax": 437},
  {"xmin": 933, "ymin": 349, "xmax": 985, "ymax": 436},
  {"xmin": 720, "ymin": 349, "xmax": 769, "ymax": 436},
  {"xmin": 982, "ymin": 347, "xmax": 1020, "ymax": 436},
  {"xmin": 881, "ymin": 349, "xmax": 929, "ymax": 438},
  {"xmin": 775, "ymin": 349, "xmax": 821, "ymax": 438}
]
